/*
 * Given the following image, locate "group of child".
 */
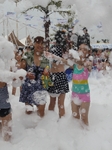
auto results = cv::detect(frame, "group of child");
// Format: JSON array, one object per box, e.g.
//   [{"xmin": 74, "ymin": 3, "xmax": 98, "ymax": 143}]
[
  {"xmin": 0, "ymin": 31, "xmax": 99, "ymax": 142},
  {"xmin": 92, "ymin": 49, "xmax": 111, "ymax": 73}
]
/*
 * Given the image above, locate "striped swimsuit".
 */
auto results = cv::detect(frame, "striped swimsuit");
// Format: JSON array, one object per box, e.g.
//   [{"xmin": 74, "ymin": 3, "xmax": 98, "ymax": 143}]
[{"xmin": 72, "ymin": 64, "xmax": 90, "ymax": 103}]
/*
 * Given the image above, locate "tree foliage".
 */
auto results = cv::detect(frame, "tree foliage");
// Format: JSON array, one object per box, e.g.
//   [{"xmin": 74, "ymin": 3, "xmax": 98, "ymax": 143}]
[
  {"xmin": 23, "ymin": 0, "xmax": 62, "ymax": 14},
  {"xmin": 22, "ymin": 0, "xmax": 76, "ymax": 48}
]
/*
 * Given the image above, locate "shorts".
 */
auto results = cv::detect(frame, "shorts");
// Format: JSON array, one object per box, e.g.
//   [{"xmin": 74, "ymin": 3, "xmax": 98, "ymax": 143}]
[
  {"xmin": 0, "ymin": 108, "xmax": 11, "ymax": 118},
  {"xmin": 49, "ymin": 93, "xmax": 60, "ymax": 97}
]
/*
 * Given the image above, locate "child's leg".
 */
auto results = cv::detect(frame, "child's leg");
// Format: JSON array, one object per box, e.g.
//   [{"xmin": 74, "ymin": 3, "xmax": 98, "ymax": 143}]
[
  {"xmin": 12, "ymin": 87, "xmax": 16, "ymax": 95},
  {"xmin": 48, "ymin": 96, "xmax": 56, "ymax": 111},
  {"xmin": 80, "ymin": 102, "xmax": 90, "ymax": 125},
  {"xmin": 58, "ymin": 94, "xmax": 65, "ymax": 118},
  {"xmin": 37, "ymin": 104, "xmax": 46, "ymax": 117},
  {"xmin": 25, "ymin": 103, "xmax": 33, "ymax": 114},
  {"xmin": 71, "ymin": 101, "xmax": 80, "ymax": 119},
  {"xmin": 1, "ymin": 113, "xmax": 12, "ymax": 141}
]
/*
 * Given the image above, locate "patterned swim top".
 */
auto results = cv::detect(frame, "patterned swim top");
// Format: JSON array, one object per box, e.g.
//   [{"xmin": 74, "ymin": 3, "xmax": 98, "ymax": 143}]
[
  {"xmin": 72, "ymin": 64, "xmax": 90, "ymax": 94},
  {"xmin": 22, "ymin": 51, "xmax": 49, "ymax": 69}
]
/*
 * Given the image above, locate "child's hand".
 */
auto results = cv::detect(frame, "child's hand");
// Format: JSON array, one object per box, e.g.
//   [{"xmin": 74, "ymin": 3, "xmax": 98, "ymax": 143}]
[
  {"xmin": 43, "ymin": 66, "xmax": 50, "ymax": 76},
  {"xmin": 26, "ymin": 72, "xmax": 35, "ymax": 79}
]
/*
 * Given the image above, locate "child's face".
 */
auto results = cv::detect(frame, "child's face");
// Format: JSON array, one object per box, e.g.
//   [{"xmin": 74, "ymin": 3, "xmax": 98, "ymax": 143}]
[
  {"xmin": 34, "ymin": 41, "xmax": 45, "ymax": 53},
  {"xmin": 79, "ymin": 44, "xmax": 89, "ymax": 57},
  {"xmin": 15, "ymin": 52, "xmax": 22, "ymax": 61}
]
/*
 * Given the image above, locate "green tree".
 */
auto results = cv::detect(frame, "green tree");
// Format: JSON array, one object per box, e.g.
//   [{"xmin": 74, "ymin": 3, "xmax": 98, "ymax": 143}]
[
  {"xmin": 53, "ymin": 5, "xmax": 75, "ymax": 40},
  {"xmin": 23, "ymin": 0, "xmax": 75, "ymax": 49}
]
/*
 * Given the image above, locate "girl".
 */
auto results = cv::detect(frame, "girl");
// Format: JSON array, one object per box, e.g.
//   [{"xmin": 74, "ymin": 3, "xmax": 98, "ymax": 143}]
[
  {"xmin": 19, "ymin": 36, "xmax": 50, "ymax": 117},
  {"xmin": 63, "ymin": 43, "xmax": 92, "ymax": 126},
  {"xmin": 47, "ymin": 30, "xmax": 69, "ymax": 118}
]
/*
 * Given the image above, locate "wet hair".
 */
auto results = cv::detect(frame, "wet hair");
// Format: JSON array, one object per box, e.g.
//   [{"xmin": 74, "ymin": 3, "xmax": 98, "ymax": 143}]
[{"xmin": 34, "ymin": 36, "xmax": 44, "ymax": 43}]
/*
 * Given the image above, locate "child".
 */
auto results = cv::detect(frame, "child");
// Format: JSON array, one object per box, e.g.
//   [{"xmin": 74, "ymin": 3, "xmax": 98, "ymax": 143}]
[
  {"xmin": 0, "ymin": 82, "xmax": 12, "ymax": 141},
  {"xmin": 44, "ymin": 42, "xmax": 91, "ymax": 123},
  {"xmin": 12, "ymin": 49, "xmax": 23, "ymax": 95},
  {"xmin": 63, "ymin": 43, "xmax": 92, "ymax": 126},
  {"xmin": 72, "ymin": 44, "xmax": 92, "ymax": 126},
  {"xmin": 0, "ymin": 37, "xmax": 26, "ymax": 141},
  {"xmin": 47, "ymin": 30, "xmax": 69, "ymax": 118},
  {"xmin": 19, "ymin": 36, "xmax": 50, "ymax": 117}
]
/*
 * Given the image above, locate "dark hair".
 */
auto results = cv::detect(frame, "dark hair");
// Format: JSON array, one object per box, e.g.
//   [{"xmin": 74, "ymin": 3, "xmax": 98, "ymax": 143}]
[
  {"xmin": 18, "ymin": 47, "xmax": 23, "ymax": 51},
  {"xmin": 25, "ymin": 46, "xmax": 34, "ymax": 50},
  {"xmin": 83, "ymin": 27, "xmax": 88, "ymax": 32},
  {"xmin": 34, "ymin": 36, "xmax": 44, "ymax": 43},
  {"xmin": 102, "ymin": 59, "xmax": 105, "ymax": 62},
  {"xmin": 25, "ymin": 46, "xmax": 30, "ymax": 49}
]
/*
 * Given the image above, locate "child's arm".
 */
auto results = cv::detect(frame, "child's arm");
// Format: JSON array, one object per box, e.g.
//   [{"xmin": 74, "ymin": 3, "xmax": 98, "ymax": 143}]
[
  {"xmin": 44, "ymin": 51, "xmax": 84, "ymax": 67},
  {"xmin": 85, "ymin": 61, "xmax": 93, "ymax": 72},
  {"xmin": 61, "ymin": 56, "xmax": 84, "ymax": 67},
  {"xmin": 86, "ymin": 64, "xmax": 92, "ymax": 72}
]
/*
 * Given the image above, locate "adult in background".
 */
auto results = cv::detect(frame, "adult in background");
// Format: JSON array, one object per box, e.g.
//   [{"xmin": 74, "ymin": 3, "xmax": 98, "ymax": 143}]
[
  {"xmin": 82, "ymin": 27, "xmax": 90, "ymax": 46},
  {"xmin": 77, "ymin": 27, "xmax": 90, "ymax": 48}
]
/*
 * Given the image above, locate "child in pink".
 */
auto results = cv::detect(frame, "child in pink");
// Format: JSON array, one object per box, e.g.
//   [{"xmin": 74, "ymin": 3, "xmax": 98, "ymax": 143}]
[{"xmin": 71, "ymin": 44, "xmax": 92, "ymax": 126}]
